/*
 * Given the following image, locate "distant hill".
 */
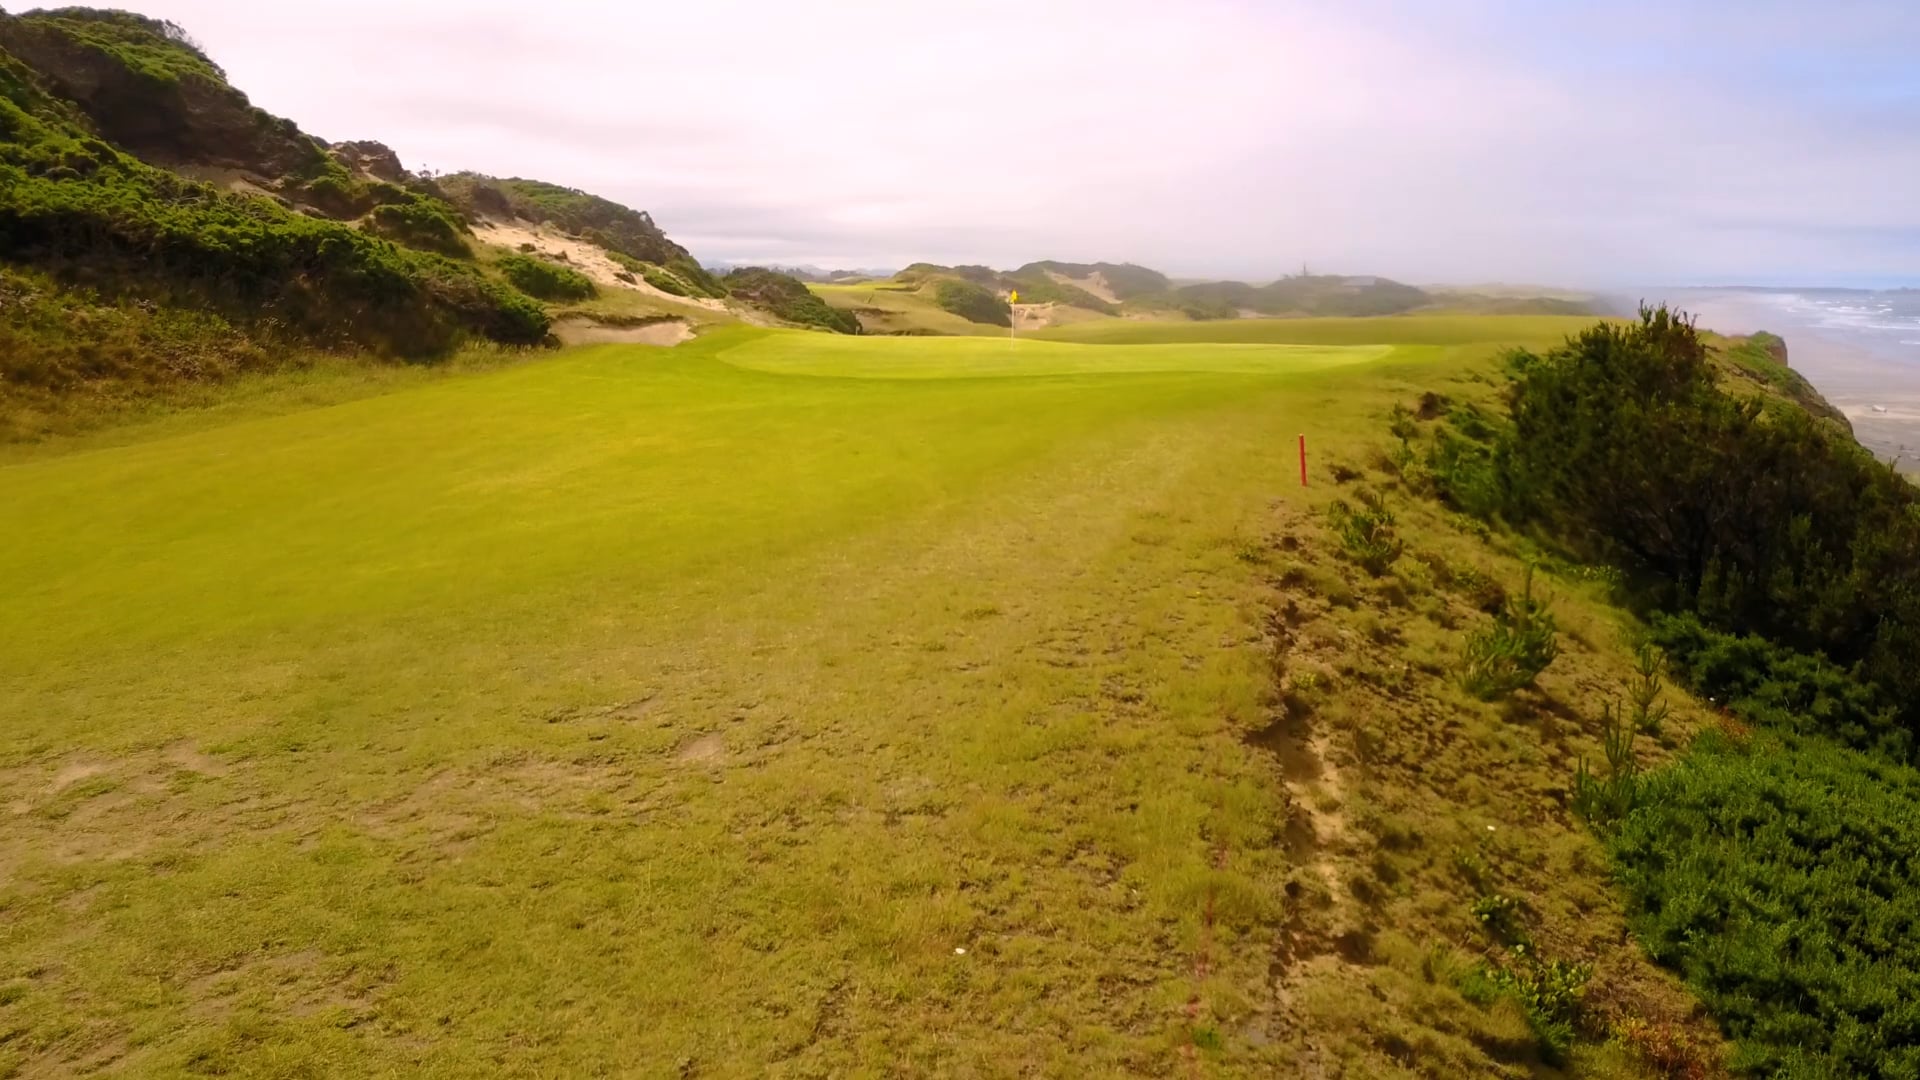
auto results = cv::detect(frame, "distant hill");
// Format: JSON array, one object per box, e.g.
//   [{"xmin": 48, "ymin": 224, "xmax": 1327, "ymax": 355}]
[
  {"xmin": 1170, "ymin": 274, "xmax": 1433, "ymax": 318},
  {"xmin": 1015, "ymin": 261, "xmax": 1171, "ymax": 301}
]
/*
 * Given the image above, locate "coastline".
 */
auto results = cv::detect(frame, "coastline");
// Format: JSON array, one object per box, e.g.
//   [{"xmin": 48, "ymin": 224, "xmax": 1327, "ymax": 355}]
[{"xmin": 1642, "ymin": 289, "xmax": 1920, "ymax": 472}]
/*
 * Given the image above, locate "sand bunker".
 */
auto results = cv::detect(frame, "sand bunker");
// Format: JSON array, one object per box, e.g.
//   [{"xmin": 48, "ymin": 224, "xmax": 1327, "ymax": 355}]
[{"xmin": 552, "ymin": 317, "xmax": 694, "ymax": 346}]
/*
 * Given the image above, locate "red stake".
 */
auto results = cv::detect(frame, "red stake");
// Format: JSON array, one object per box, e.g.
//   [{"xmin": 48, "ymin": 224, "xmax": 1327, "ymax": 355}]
[{"xmin": 1298, "ymin": 434, "xmax": 1308, "ymax": 487}]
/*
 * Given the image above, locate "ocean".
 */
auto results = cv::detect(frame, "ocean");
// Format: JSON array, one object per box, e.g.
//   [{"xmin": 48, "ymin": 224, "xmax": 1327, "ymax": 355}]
[{"xmin": 1641, "ymin": 288, "xmax": 1920, "ymax": 471}]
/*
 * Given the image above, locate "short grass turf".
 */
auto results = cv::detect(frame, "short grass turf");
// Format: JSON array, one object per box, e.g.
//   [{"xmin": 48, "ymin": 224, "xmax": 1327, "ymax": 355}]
[
  {"xmin": 1036, "ymin": 313, "xmax": 1600, "ymax": 347},
  {"xmin": 1, "ymin": 320, "xmax": 1564, "ymax": 1076}
]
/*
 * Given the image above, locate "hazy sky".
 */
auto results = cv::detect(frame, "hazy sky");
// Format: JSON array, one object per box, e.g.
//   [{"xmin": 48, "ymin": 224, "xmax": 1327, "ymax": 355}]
[{"xmin": 90, "ymin": 0, "xmax": 1920, "ymax": 285}]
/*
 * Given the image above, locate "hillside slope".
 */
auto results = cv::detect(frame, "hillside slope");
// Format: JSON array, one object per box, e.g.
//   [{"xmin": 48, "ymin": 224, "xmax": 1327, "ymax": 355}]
[
  {"xmin": 0, "ymin": 7, "xmax": 873, "ymax": 439},
  {"xmin": 0, "ymin": 11, "xmax": 561, "ymax": 436}
]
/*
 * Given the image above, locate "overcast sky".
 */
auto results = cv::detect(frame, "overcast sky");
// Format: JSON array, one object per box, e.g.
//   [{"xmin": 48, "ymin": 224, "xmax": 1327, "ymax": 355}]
[{"xmin": 88, "ymin": 0, "xmax": 1920, "ymax": 285}]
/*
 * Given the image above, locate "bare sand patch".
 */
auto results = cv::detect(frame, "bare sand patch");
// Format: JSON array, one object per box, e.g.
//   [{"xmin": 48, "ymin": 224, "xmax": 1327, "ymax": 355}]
[
  {"xmin": 1045, "ymin": 270, "xmax": 1122, "ymax": 306},
  {"xmin": 469, "ymin": 218, "xmax": 727, "ymax": 311},
  {"xmin": 552, "ymin": 317, "xmax": 693, "ymax": 347},
  {"xmin": 675, "ymin": 733, "xmax": 725, "ymax": 764}
]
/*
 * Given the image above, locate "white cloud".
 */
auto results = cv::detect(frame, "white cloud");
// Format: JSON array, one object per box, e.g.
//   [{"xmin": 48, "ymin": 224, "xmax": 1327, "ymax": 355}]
[{"xmin": 91, "ymin": 0, "xmax": 1920, "ymax": 283}]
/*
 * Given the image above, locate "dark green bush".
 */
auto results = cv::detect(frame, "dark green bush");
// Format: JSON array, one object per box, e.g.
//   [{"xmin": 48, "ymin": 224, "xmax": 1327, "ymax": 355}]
[
  {"xmin": 0, "ymin": 62, "xmax": 546, "ymax": 357},
  {"xmin": 1612, "ymin": 735, "xmax": 1920, "ymax": 1078},
  {"xmin": 496, "ymin": 253, "xmax": 595, "ymax": 301},
  {"xmin": 668, "ymin": 257, "xmax": 727, "ymax": 299},
  {"xmin": 366, "ymin": 196, "xmax": 470, "ymax": 258},
  {"xmin": 439, "ymin": 173, "xmax": 689, "ymax": 266},
  {"xmin": 931, "ymin": 278, "xmax": 1011, "ymax": 327},
  {"xmin": 1180, "ymin": 299, "xmax": 1239, "ymax": 321},
  {"xmin": 721, "ymin": 267, "xmax": 857, "ymax": 334},
  {"xmin": 1649, "ymin": 612, "xmax": 1905, "ymax": 760},
  {"xmin": 640, "ymin": 265, "xmax": 689, "ymax": 296},
  {"xmin": 1496, "ymin": 307, "xmax": 1920, "ymax": 740}
]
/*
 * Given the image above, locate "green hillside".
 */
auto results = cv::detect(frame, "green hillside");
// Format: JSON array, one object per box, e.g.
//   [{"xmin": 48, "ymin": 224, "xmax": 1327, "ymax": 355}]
[
  {"xmin": 0, "ymin": 12, "xmax": 558, "ymax": 437},
  {"xmin": 1017, "ymin": 259, "xmax": 1172, "ymax": 299},
  {"xmin": 437, "ymin": 173, "xmax": 691, "ymax": 268},
  {"xmin": 0, "ymin": 6, "xmax": 876, "ymax": 436}
]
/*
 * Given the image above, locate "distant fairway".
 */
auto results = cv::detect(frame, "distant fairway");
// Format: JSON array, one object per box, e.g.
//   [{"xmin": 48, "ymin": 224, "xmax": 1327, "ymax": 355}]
[
  {"xmin": 716, "ymin": 328, "xmax": 1391, "ymax": 379},
  {"xmin": 1036, "ymin": 312, "xmax": 1601, "ymax": 346},
  {"xmin": 0, "ymin": 320, "xmax": 1571, "ymax": 1075}
]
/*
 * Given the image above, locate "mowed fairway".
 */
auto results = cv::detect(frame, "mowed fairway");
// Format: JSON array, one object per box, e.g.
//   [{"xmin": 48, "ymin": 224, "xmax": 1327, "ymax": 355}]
[{"xmin": 0, "ymin": 321, "xmax": 1535, "ymax": 1076}]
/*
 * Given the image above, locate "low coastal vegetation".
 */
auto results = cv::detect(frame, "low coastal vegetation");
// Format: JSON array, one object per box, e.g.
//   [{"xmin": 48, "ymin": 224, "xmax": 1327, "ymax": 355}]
[{"xmin": 1395, "ymin": 307, "xmax": 1920, "ymax": 1076}]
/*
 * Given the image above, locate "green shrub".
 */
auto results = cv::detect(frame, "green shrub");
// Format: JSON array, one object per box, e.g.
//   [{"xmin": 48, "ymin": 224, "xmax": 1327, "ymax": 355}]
[
  {"xmin": 1460, "ymin": 566, "xmax": 1558, "ymax": 699},
  {"xmin": 0, "ymin": 59, "xmax": 546, "ymax": 357},
  {"xmin": 1612, "ymin": 735, "xmax": 1920, "ymax": 1077},
  {"xmin": 721, "ymin": 267, "xmax": 857, "ymax": 334},
  {"xmin": 1327, "ymin": 489, "xmax": 1403, "ymax": 575},
  {"xmin": 0, "ymin": 263, "xmax": 274, "ymax": 437},
  {"xmin": 931, "ymin": 278, "xmax": 1010, "ymax": 327},
  {"xmin": 438, "ymin": 173, "xmax": 688, "ymax": 266},
  {"xmin": 1497, "ymin": 307, "xmax": 1920, "ymax": 744},
  {"xmin": 1571, "ymin": 702, "xmax": 1640, "ymax": 828},
  {"xmin": 496, "ymin": 253, "xmax": 595, "ymax": 301},
  {"xmin": 1471, "ymin": 892, "xmax": 1527, "ymax": 946},
  {"xmin": 640, "ymin": 265, "xmax": 689, "ymax": 296},
  {"xmin": 668, "ymin": 257, "xmax": 728, "ymax": 299},
  {"xmin": 366, "ymin": 196, "xmax": 470, "ymax": 258},
  {"xmin": 1179, "ymin": 299, "xmax": 1239, "ymax": 321},
  {"xmin": 1650, "ymin": 612, "xmax": 1905, "ymax": 759},
  {"xmin": 1461, "ymin": 955, "xmax": 1592, "ymax": 1064},
  {"xmin": 295, "ymin": 168, "xmax": 371, "ymax": 216},
  {"xmin": 1626, "ymin": 642, "xmax": 1669, "ymax": 735}
]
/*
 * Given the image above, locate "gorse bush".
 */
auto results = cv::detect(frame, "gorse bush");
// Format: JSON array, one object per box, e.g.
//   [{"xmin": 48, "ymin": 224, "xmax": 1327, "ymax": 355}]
[
  {"xmin": 1650, "ymin": 611, "xmax": 1906, "ymax": 760},
  {"xmin": 438, "ymin": 173, "xmax": 689, "ymax": 266},
  {"xmin": 673, "ymin": 259, "xmax": 728, "ymax": 299},
  {"xmin": 931, "ymin": 278, "xmax": 1012, "ymax": 327},
  {"xmin": 1327, "ymin": 489, "xmax": 1403, "ymax": 575},
  {"xmin": 0, "ymin": 49, "xmax": 547, "ymax": 359},
  {"xmin": 496, "ymin": 253, "xmax": 596, "ymax": 302},
  {"xmin": 1497, "ymin": 307, "xmax": 1920, "ymax": 743},
  {"xmin": 639, "ymin": 264, "xmax": 689, "ymax": 296},
  {"xmin": 366, "ymin": 196, "xmax": 471, "ymax": 258},
  {"xmin": 721, "ymin": 268, "xmax": 858, "ymax": 334},
  {"xmin": 1459, "ymin": 565, "xmax": 1558, "ymax": 699},
  {"xmin": 1610, "ymin": 735, "xmax": 1920, "ymax": 1078}
]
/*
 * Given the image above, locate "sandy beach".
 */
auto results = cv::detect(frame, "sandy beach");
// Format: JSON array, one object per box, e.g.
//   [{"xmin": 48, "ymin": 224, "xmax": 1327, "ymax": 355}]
[{"xmin": 1646, "ymin": 290, "xmax": 1920, "ymax": 471}]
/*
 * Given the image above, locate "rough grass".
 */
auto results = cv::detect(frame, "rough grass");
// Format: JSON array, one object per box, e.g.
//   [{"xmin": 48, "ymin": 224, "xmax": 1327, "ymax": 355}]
[{"xmin": 0, "ymin": 318, "xmax": 1716, "ymax": 1076}]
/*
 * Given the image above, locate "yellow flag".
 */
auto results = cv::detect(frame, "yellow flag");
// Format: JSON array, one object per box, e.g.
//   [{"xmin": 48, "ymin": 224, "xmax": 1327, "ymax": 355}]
[{"xmin": 1009, "ymin": 289, "xmax": 1019, "ymax": 303}]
